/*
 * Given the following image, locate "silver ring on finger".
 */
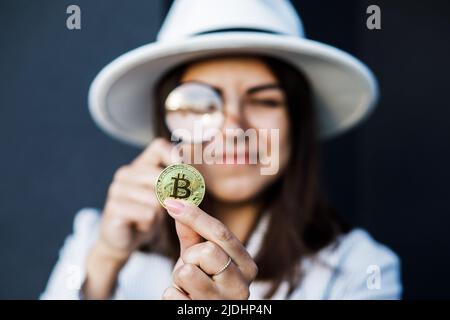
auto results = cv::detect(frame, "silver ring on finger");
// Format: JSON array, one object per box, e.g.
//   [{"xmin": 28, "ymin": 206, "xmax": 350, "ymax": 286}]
[{"xmin": 213, "ymin": 257, "xmax": 232, "ymax": 277}]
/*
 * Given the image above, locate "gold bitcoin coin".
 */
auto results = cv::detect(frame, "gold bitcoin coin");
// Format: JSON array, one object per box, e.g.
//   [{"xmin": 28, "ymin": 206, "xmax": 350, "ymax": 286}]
[{"xmin": 155, "ymin": 163, "xmax": 205, "ymax": 208}]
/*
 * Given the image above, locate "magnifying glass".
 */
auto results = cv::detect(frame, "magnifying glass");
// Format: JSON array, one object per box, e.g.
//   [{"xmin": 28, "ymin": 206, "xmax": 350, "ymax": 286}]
[{"xmin": 164, "ymin": 82, "xmax": 225, "ymax": 144}]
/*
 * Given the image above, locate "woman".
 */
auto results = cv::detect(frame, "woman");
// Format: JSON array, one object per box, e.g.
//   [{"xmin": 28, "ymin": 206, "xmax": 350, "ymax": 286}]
[{"xmin": 41, "ymin": 0, "xmax": 401, "ymax": 299}]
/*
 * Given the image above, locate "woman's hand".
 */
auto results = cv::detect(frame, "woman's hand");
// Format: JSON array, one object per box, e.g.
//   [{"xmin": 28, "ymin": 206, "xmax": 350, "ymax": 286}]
[
  {"xmin": 161, "ymin": 199, "xmax": 258, "ymax": 300},
  {"xmin": 95, "ymin": 138, "xmax": 180, "ymax": 261},
  {"xmin": 83, "ymin": 138, "xmax": 181, "ymax": 299}
]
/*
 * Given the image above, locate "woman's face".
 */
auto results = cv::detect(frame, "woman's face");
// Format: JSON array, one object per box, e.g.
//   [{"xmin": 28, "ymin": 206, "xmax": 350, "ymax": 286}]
[{"xmin": 178, "ymin": 56, "xmax": 291, "ymax": 203}]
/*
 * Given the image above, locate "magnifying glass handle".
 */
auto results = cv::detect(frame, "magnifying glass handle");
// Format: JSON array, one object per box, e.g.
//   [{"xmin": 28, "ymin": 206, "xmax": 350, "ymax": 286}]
[{"xmin": 168, "ymin": 138, "xmax": 184, "ymax": 164}]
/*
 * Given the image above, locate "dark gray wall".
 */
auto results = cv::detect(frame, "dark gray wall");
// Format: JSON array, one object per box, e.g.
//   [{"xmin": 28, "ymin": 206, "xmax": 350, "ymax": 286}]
[
  {"xmin": 0, "ymin": 0, "xmax": 448, "ymax": 299},
  {"xmin": 0, "ymin": 0, "xmax": 164, "ymax": 299}
]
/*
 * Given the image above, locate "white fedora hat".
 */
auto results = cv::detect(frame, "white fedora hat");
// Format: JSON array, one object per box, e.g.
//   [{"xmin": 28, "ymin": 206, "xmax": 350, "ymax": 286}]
[{"xmin": 88, "ymin": 0, "xmax": 378, "ymax": 147}]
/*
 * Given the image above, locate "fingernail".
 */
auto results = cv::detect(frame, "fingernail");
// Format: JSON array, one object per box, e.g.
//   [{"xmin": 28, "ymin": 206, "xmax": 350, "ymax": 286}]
[{"xmin": 164, "ymin": 198, "xmax": 185, "ymax": 215}]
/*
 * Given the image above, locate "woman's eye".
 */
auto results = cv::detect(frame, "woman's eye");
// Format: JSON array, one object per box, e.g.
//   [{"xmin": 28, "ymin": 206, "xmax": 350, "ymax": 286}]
[{"xmin": 247, "ymin": 98, "xmax": 284, "ymax": 108}]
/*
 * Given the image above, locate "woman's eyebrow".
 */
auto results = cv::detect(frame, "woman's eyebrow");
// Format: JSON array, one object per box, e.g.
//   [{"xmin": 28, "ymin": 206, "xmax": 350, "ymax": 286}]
[
  {"xmin": 246, "ymin": 83, "xmax": 281, "ymax": 94},
  {"xmin": 180, "ymin": 80, "xmax": 281, "ymax": 96}
]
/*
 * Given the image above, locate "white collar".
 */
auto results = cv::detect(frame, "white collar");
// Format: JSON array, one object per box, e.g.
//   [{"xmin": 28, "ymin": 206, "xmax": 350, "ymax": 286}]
[{"xmin": 245, "ymin": 212, "xmax": 271, "ymax": 258}]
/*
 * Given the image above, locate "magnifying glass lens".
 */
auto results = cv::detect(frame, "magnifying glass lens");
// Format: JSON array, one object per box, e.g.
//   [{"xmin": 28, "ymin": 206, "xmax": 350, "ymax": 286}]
[{"xmin": 165, "ymin": 82, "xmax": 224, "ymax": 143}]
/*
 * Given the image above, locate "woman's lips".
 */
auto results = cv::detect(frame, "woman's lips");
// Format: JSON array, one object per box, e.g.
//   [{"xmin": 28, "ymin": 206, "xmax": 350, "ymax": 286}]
[{"xmin": 221, "ymin": 152, "xmax": 255, "ymax": 164}]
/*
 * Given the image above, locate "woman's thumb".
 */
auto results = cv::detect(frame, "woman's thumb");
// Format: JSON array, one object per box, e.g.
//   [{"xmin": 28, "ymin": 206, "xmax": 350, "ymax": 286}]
[{"xmin": 175, "ymin": 220, "xmax": 202, "ymax": 254}]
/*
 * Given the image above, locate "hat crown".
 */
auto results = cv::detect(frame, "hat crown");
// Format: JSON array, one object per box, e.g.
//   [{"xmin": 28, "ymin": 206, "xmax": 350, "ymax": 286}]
[{"xmin": 157, "ymin": 0, "xmax": 304, "ymax": 42}]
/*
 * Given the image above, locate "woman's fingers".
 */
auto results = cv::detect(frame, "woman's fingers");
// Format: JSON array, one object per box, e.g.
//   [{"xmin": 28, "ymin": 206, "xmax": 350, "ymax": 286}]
[
  {"xmin": 113, "ymin": 165, "xmax": 161, "ymax": 188},
  {"xmin": 182, "ymin": 241, "xmax": 232, "ymax": 276},
  {"xmin": 172, "ymin": 263, "xmax": 218, "ymax": 300},
  {"xmin": 132, "ymin": 138, "xmax": 182, "ymax": 168},
  {"xmin": 107, "ymin": 165, "xmax": 163, "ymax": 230},
  {"xmin": 174, "ymin": 219, "xmax": 203, "ymax": 255},
  {"xmin": 108, "ymin": 181, "xmax": 160, "ymax": 207},
  {"xmin": 162, "ymin": 286, "xmax": 191, "ymax": 300},
  {"xmin": 178, "ymin": 242, "xmax": 251, "ymax": 300},
  {"xmin": 106, "ymin": 199, "xmax": 159, "ymax": 230},
  {"xmin": 164, "ymin": 199, "xmax": 258, "ymax": 282}
]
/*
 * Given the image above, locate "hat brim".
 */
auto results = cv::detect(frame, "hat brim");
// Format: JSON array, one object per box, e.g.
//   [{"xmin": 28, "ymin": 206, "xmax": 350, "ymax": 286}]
[{"xmin": 88, "ymin": 32, "xmax": 378, "ymax": 147}]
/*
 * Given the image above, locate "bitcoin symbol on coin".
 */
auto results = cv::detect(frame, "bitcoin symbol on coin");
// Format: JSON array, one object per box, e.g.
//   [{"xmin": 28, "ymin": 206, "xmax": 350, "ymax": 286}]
[
  {"xmin": 156, "ymin": 164, "xmax": 205, "ymax": 208},
  {"xmin": 170, "ymin": 173, "xmax": 191, "ymax": 199}
]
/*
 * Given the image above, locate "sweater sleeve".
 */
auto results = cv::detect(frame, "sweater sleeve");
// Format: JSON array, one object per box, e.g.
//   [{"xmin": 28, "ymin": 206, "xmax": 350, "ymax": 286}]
[
  {"xmin": 287, "ymin": 228, "xmax": 402, "ymax": 300},
  {"xmin": 326, "ymin": 229, "xmax": 403, "ymax": 300},
  {"xmin": 39, "ymin": 208, "xmax": 122, "ymax": 300}
]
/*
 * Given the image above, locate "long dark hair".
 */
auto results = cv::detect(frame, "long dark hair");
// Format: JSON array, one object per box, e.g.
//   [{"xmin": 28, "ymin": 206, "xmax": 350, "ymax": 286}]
[{"xmin": 150, "ymin": 54, "xmax": 350, "ymax": 298}]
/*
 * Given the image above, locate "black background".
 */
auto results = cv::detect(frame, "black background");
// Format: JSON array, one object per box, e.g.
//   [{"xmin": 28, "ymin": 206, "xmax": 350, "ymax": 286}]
[{"xmin": 0, "ymin": 0, "xmax": 449, "ymax": 299}]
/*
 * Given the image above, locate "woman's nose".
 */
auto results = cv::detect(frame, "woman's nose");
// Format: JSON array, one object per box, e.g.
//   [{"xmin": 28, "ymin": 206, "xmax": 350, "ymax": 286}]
[{"xmin": 221, "ymin": 95, "xmax": 246, "ymax": 130}]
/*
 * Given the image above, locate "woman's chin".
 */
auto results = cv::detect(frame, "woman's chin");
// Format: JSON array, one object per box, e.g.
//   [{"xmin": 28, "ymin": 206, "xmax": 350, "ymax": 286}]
[
  {"xmin": 206, "ymin": 176, "xmax": 263, "ymax": 203},
  {"xmin": 211, "ymin": 192, "xmax": 255, "ymax": 203}
]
